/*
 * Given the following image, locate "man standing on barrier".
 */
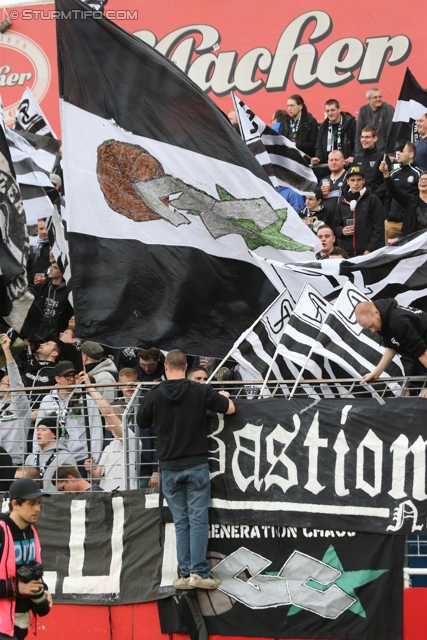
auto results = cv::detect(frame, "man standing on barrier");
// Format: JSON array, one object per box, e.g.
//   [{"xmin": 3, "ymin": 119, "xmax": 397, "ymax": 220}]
[
  {"xmin": 0, "ymin": 478, "xmax": 51, "ymax": 640},
  {"xmin": 355, "ymin": 300, "xmax": 427, "ymax": 382},
  {"xmin": 137, "ymin": 349, "xmax": 235, "ymax": 590}
]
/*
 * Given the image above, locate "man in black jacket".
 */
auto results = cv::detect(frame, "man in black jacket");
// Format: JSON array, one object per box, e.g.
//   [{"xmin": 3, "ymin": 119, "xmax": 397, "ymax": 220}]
[
  {"xmin": 311, "ymin": 100, "xmax": 356, "ymax": 165},
  {"xmin": 356, "ymin": 299, "xmax": 427, "ymax": 383},
  {"xmin": 379, "ymin": 162, "xmax": 427, "ymax": 236},
  {"xmin": 333, "ymin": 167, "xmax": 384, "ymax": 257},
  {"xmin": 352, "ymin": 126, "xmax": 389, "ymax": 202},
  {"xmin": 384, "ymin": 142, "xmax": 421, "ymax": 241},
  {"xmin": 137, "ymin": 349, "xmax": 235, "ymax": 591}
]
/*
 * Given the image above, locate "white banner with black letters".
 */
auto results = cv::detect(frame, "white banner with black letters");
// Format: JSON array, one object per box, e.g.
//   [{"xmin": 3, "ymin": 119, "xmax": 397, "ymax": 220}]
[{"xmin": 207, "ymin": 398, "xmax": 427, "ymax": 535}]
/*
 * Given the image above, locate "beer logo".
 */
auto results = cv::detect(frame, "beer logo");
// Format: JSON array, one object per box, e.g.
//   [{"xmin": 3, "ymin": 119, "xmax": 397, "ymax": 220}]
[{"xmin": 1, "ymin": 30, "xmax": 51, "ymax": 125}]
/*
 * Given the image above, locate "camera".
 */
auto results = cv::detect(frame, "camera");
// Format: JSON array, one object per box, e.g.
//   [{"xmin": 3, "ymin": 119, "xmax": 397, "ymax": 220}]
[{"xmin": 16, "ymin": 561, "xmax": 43, "ymax": 583}]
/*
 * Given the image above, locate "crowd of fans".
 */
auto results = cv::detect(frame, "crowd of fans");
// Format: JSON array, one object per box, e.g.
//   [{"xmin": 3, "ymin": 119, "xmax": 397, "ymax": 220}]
[
  {"xmin": 230, "ymin": 88, "xmax": 427, "ymax": 257},
  {"xmin": 1, "ymin": 86, "xmax": 427, "ymax": 496}
]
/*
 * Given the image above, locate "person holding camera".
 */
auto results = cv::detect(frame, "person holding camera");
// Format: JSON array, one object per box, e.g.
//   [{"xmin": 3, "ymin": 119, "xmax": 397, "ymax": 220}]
[{"xmin": 0, "ymin": 478, "xmax": 51, "ymax": 639}]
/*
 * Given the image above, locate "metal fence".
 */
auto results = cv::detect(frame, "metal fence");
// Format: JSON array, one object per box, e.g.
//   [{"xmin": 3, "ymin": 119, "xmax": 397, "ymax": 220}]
[{"xmin": 2, "ymin": 375, "xmax": 427, "ymax": 585}]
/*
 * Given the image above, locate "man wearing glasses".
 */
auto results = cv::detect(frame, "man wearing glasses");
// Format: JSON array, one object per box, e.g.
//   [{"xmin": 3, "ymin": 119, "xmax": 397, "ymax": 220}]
[
  {"xmin": 33, "ymin": 361, "xmax": 103, "ymax": 477},
  {"xmin": 137, "ymin": 347, "xmax": 165, "ymax": 382},
  {"xmin": 379, "ymin": 162, "xmax": 427, "ymax": 236}
]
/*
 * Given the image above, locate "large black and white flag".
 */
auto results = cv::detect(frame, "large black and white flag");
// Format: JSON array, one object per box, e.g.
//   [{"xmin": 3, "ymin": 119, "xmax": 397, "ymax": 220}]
[
  {"xmin": 5, "ymin": 123, "xmax": 54, "ymax": 225},
  {"xmin": 0, "ymin": 105, "xmax": 43, "ymax": 337},
  {"xmin": 232, "ymin": 94, "xmax": 318, "ymax": 194},
  {"xmin": 272, "ymin": 230, "xmax": 427, "ymax": 311},
  {"xmin": 56, "ymin": 0, "xmax": 319, "ymax": 355},
  {"xmin": 14, "ymin": 87, "xmax": 57, "ymax": 139},
  {"xmin": 393, "ymin": 68, "xmax": 427, "ymax": 124},
  {"xmin": 314, "ymin": 282, "xmax": 404, "ymax": 381}
]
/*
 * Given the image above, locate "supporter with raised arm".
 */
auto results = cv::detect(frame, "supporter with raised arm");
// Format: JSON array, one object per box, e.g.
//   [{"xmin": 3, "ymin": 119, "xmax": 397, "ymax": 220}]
[
  {"xmin": 80, "ymin": 371, "xmax": 139, "ymax": 491},
  {"xmin": 81, "ymin": 341, "xmax": 118, "ymax": 404},
  {"xmin": 379, "ymin": 161, "xmax": 427, "ymax": 236},
  {"xmin": 34, "ymin": 361, "xmax": 104, "ymax": 475},
  {"xmin": 26, "ymin": 416, "xmax": 77, "ymax": 493},
  {"xmin": 137, "ymin": 349, "xmax": 235, "ymax": 591},
  {"xmin": 0, "ymin": 334, "xmax": 31, "ymax": 468},
  {"xmin": 355, "ymin": 300, "xmax": 427, "ymax": 383},
  {"xmin": 279, "ymin": 95, "xmax": 318, "ymax": 158}
]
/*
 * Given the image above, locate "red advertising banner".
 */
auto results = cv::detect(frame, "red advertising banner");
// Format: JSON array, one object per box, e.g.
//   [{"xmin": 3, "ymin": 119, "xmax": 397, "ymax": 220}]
[{"xmin": 0, "ymin": 0, "xmax": 425, "ymax": 137}]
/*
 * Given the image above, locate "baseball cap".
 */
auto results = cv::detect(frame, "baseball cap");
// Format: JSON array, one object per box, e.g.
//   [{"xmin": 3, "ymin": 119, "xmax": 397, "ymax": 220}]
[
  {"xmin": 54, "ymin": 361, "xmax": 77, "ymax": 377},
  {"xmin": 9, "ymin": 478, "xmax": 50, "ymax": 501},
  {"xmin": 81, "ymin": 341, "xmax": 104, "ymax": 359},
  {"xmin": 347, "ymin": 166, "xmax": 365, "ymax": 178}
]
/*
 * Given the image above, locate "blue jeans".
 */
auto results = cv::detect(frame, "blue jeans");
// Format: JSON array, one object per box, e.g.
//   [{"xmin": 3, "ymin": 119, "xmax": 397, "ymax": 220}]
[{"xmin": 161, "ymin": 462, "xmax": 210, "ymax": 578}]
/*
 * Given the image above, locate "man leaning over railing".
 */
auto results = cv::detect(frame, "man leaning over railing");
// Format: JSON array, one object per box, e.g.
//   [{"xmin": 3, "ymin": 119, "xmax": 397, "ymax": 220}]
[{"xmin": 0, "ymin": 334, "xmax": 31, "ymax": 469}]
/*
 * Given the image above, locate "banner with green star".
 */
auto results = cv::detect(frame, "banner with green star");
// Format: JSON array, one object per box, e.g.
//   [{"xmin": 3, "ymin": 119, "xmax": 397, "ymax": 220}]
[{"xmin": 159, "ymin": 527, "xmax": 404, "ymax": 640}]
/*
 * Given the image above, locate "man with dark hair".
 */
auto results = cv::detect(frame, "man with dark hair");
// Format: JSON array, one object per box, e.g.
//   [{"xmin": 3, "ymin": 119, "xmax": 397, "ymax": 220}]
[
  {"xmin": 137, "ymin": 349, "xmax": 235, "ymax": 590},
  {"xmin": 300, "ymin": 188, "xmax": 332, "ymax": 229},
  {"xmin": 333, "ymin": 167, "xmax": 384, "ymax": 257},
  {"xmin": 387, "ymin": 231, "xmax": 404, "ymax": 245},
  {"xmin": 23, "ymin": 341, "xmax": 60, "ymax": 389},
  {"xmin": 137, "ymin": 347, "xmax": 165, "ymax": 382},
  {"xmin": 33, "ymin": 262, "xmax": 73, "ymax": 336},
  {"xmin": 26, "ymin": 417, "xmax": 77, "ymax": 492},
  {"xmin": 27, "ymin": 218, "xmax": 50, "ymax": 285},
  {"xmin": 352, "ymin": 126, "xmax": 388, "ymax": 201},
  {"xmin": 328, "ymin": 247, "xmax": 349, "ymax": 259},
  {"xmin": 355, "ymin": 88, "xmax": 394, "ymax": 154},
  {"xmin": 384, "ymin": 141, "xmax": 421, "ymax": 241},
  {"xmin": 379, "ymin": 163, "xmax": 427, "ymax": 236},
  {"xmin": 53, "ymin": 465, "xmax": 104, "ymax": 492},
  {"xmin": 312, "ymin": 99, "xmax": 356, "ymax": 165},
  {"xmin": 271, "ymin": 109, "xmax": 287, "ymax": 132},
  {"xmin": 187, "ymin": 367, "xmax": 208, "ymax": 382},
  {"xmin": 0, "ymin": 478, "xmax": 52, "ymax": 638},
  {"xmin": 315, "ymin": 225, "xmax": 335, "ymax": 260}
]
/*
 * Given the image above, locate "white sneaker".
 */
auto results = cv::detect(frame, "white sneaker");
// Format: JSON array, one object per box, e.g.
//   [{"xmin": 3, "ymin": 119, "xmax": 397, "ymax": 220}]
[
  {"xmin": 173, "ymin": 576, "xmax": 194, "ymax": 590},
  {"xmin": 189, "ymin": 573, "xmax": 221, "ymax": 590}
]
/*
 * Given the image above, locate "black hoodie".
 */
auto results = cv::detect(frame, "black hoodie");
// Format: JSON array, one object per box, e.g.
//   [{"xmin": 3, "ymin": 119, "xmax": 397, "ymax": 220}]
[
  {"xmin": 375, "ymin": 299, "xmax": 427, "ymax": 359},
  {"xmin": 137, "ymin": 378, "xmax": 229, "ymax": 468}
]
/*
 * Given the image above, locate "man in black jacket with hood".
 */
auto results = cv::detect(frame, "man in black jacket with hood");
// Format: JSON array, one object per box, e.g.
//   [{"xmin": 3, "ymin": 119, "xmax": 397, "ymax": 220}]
[
  {"xmin": 137, "ymin": 349, "xmax": 235, "ymax": 591},
  {"xmin": 379, "ymin": 162, "xmax": 427, "ymax": 236},
  {"xmin": 355, "ymin": 299, "xmax": 427, "ymax": 383}
]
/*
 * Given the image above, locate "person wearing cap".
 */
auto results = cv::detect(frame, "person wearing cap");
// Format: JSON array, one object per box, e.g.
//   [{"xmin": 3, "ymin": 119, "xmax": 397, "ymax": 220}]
[
  {"xmin": 0, "ymin": 334, "xmax": 31, "ymax": 469},
  {"xmin": 0, "ymin": 478, "xmax": 51, "ymax": 638},
  {"xmin": 25, "ymin": 417, "xmax": 77, "ymax": 493},
  {"xmin": 333, "ymin": 166, "xmax": 385, "ymax": 258},
  {"xmin": 34, "ymin": 361, "xmax": 104, "ymax": 476},
  {"xmin": 81, "ymin": 341, "xmax": 118, "ymax": 405}
]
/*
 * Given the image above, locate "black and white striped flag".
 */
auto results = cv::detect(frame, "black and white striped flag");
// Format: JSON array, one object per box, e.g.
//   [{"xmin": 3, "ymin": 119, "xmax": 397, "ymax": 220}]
[
  {"xmin": 46, "ymin": 207, "xmax": 72, "ymax": 305},
  {"xmin": 232, "ymin": 94, "xmax": 318, "ymax": 195},
  {"xmin": 270, "ymin": 230, "xmax": 427, "ymax": 311},
  {"xmin": 224, "ymin": 288, "xmax": 295, "ymax": 380},
  {"xmin": 14, "ymin": 87, "xmax": 57, "ymax": 139},
  {"xmin": 5, "ymin": 124, "xmax": 54, "ymax": 225},
  {"xmin": 314, "ymin": 281, "xmax": 404, "ymax": 381}
]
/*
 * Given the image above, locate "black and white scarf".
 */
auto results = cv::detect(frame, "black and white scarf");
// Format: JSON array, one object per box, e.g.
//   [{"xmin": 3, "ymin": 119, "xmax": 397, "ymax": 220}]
[{"xmin": 326, "ymin": 117, "xmax": 342, "ymax": 153}]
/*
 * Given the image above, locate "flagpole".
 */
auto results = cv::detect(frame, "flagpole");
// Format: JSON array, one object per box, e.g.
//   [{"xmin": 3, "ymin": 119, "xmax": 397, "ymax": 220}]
[
  {"xmin": 259, "ymin": 343, "xmax": 280, "ymax": 397},
  {"xmin": 288, "ymin": 343, "xmax": 317, "ymax": 399},
  {"xmin": 206, "ymin": 289, "xmax": 290, "ymax": 383}
]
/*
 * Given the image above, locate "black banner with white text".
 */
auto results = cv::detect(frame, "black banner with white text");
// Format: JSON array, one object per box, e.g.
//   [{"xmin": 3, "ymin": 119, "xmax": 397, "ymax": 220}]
[{"xmin": 207, "ymin": 397, "xmax": 427, "ymax": 535}]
